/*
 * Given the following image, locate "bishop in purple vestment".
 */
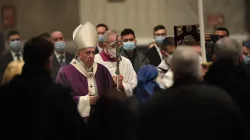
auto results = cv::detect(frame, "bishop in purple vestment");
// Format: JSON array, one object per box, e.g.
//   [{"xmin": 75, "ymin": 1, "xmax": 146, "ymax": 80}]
[{"xmin": 56, "ymin": 22, "xmax": 115, "ymax": 117}]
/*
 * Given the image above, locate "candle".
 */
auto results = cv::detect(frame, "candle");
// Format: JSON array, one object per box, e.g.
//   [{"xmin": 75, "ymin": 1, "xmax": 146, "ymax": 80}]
[{"xmin": 198, "ymin": 0, "xmax": 207, "ymax": 63}]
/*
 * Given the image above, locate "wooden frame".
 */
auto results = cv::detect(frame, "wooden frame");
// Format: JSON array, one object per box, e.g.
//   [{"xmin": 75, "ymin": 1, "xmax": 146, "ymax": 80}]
[{"xmin": 1, "ymin": 5, "xmax": 16, "ymax": 27}]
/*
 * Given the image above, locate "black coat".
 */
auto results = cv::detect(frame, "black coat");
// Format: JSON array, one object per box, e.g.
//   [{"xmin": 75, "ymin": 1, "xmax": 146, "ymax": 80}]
[
  {"xmin": 51, "ymin": 52, "xmax": 74, "ymax": 81},
  {"xmin": 145, "ymin": 46, "xmax": 162, "ymax": 67},
  {"xmin": 204, "ymin": 60, "xmax": 250, "ymax": 125},
  {"xmin": 0, "ymin": 64, "xmax": 88, "ymax": 140},
  {"xmin": 120, "ymin": 48, "xmax": 150, "ymax": 73}
]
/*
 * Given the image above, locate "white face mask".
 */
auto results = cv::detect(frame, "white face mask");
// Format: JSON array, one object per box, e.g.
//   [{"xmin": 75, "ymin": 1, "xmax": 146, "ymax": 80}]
[{"xmin": 107, "ymin": 48, "xmax": 117, "ymax": 58}]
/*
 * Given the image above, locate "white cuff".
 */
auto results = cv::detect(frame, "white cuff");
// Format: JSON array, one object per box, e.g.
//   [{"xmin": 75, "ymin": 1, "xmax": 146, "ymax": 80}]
[{"xmin": 78, "ymin": 95, "xmax": 91, "ymax": 117}]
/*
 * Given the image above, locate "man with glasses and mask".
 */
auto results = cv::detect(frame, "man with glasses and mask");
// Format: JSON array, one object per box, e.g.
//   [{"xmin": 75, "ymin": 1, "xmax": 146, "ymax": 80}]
[
  {"xmin": 120, "ymin": 28, "xmax": 150, "ymax": 73},
  {"xmin": 146, "ymin": 25, "xmax": 167, "ymax": 66},
  {"xmin": 56, "ymin": 22, "xmax": 115, "ymax": 118},
  {"xmin": 95, "ymin": 30, "xmax": 137, "ymax": 97},
  {"xmin": 0, "ymin": 30, "xmax": 23, "ymax": 83}
]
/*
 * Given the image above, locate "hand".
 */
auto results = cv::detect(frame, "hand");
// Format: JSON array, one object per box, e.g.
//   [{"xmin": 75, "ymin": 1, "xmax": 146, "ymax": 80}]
[
  {"xmin": 161, "ymin": 50, "xmax": 170, "ymax": 58},
  {"xmin": 205, "ymin": 33, "xmax": 211, "ymax": 42},
  {"xmin": 89, "ymin": 95, "xmax": 99, "ymax": 105},
  {"xmin": 113, "ymin": 75, "xmax": 124, "ymax": 90}
]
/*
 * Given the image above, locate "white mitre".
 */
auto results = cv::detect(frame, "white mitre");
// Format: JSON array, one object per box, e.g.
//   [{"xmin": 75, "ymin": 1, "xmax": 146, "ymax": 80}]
[{"xmin": 73, "ymin": 21, "xmax": 98, "ymax": 50}]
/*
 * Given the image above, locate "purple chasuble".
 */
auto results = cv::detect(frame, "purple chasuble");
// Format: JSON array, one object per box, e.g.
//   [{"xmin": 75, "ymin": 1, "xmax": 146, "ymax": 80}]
[{"xmin": 56, "ymin": 63, "xmax": 115, "ymax": 103}]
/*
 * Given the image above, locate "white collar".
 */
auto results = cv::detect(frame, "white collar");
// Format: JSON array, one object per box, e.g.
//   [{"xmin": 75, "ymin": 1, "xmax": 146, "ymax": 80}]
[
  {"xmin": 97, "ymin": 44, "xmax": 103, "ymax": 52},
  {"xmin": 155, "ymin": 44, "xmax": 163, "ymax": 60},
  {"xmin": 10, "ymin": 50, "xmax": 22, "ymax": 57},
  {"xmin": 158, "ymin": 60, "xmax": 170, "ymax": 70},
  {"xmin": 70, "ymin": 58, "xmax": 97, "ymax": 78}
]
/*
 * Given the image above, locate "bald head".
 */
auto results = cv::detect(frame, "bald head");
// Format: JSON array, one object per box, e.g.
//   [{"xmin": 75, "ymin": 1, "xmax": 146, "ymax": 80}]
[
  {"xmin": 51, "ymin": 31, "xmax": 65, "ymax": 44},
  {"xmin": 104, "ymin": 30, "xmax": 119, "ymax": 43}
]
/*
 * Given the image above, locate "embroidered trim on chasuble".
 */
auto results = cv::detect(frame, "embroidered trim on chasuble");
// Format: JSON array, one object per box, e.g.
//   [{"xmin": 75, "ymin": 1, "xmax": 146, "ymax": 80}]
[{"xmin": 70, "ymin": 58, "xmax": 98, "ymax": 117}]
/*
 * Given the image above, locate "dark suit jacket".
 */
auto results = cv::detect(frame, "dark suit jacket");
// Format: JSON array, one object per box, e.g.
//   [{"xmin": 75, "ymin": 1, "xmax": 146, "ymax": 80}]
[
  {"xmin": 120, "ymin": 48, "xmax": 150, "ymax": 73},
  {"xmin": 0, "ymin": 51, "xmax": 14, "ymax": 83},
  {"xmin": 51, "ymin": 51, "xmax": 75, "ymax": 81},
  {"xmin": 145, "ymin": 46, "xmax": 162, "ymax": 66},
  {"xmin": 0, "ymin": 64, "xmax": 89, "ymax": 140}
]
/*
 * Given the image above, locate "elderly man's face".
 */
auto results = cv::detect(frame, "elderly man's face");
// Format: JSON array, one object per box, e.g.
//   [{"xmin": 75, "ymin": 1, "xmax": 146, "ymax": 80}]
[
  {"xmin": 78, "ymin": 48, "xmax": 96, "ymax": 68},
  {"xmin": 105, "ymin": 33, "xmax": 121, "ymax": 49}
]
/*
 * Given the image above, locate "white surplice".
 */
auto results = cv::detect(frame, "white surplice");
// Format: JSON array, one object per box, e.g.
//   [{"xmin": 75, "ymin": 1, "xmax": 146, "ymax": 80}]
[{"xmin": 95, "ymin": 54, "xmax": 137, "ymax": 97}]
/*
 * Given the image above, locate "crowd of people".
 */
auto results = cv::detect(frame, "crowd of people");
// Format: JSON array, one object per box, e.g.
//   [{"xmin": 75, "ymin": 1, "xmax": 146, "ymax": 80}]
[{"xmin": 0, "ymin": 21, "xmax": 250, "ymax": 140}]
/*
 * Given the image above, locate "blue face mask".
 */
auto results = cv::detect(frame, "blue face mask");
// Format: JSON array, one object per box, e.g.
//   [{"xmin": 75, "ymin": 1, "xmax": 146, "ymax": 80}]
[
  {"xmin": 155, "ymin": 36, "xmax": 166, "ymax": 44},
  {"xmin": 9, "ymin": 40, "xmax": 22, "ymax": 53},
  {"xmin": 55, "ymin": 41, "xmax": 66, "ymax": 53},
  {"xmin": 123, "ymin": 42, "xmax": 136, "ymax": 51},
  {"xmin": 98, "ymin": 35, "xmax": 105, "ymax": 42},
  {"xmin": 243, "ymin": 55, "xmax": 250, "ymax": 65}
]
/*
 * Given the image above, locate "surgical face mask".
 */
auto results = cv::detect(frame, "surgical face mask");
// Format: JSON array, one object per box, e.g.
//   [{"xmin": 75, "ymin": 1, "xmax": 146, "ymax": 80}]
[
  {"xmin": 9, "ymin": 40, "xmax": 22, "ymax": 53},
  {"xmin": 98, "ymin": 35, "xmax": 105, "ymax": 42},
  {"xmin": 155, "ymin": 36, "xmax": 166, "ymax": 44},
  {"xmin": 123, "ymin": 42, "xmax": 136, "ymax": 51},
  {"xmin": 107, "ymin": 48, "xmax": 117, "ymax": 58},
  {"xmin": 55, "ymin": 41, "xmax": 66, "ymax": 53},
  {"xmin": 243, "ymin": 55, "xmax": 250, "ymax": 65}
]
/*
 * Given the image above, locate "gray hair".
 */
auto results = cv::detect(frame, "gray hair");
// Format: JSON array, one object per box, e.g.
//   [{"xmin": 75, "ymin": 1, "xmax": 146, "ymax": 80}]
[
  {"xmin": 214, "ymin": 37, "xmax": 242, "ymax": 63},
  {"xmin": 104, "ymin": 30, "xmax": 119, "ymax": 43},
  {"xmin": 171, "ymin": 46, "xmax": 201, "ymax": 81}
]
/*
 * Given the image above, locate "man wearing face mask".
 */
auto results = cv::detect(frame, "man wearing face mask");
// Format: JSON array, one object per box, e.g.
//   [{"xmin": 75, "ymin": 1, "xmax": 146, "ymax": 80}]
[
  {"xmin": 157, "ymin": 37, "xmax": 176, "ymax": 78},
  {"xmin": 50, "ymin": 31, "xmax": 75, "ymax": 81},
  {"xmin": 95, "ymin": 30, "xmax": 137, "ymax": 97},
  {"xmin": 95, "ymin": 23, "xmax": 109, "ymax": 54},
  {"xmin": 120, "ymin": 28, "xmax": 150, "ymax": 73},
  {"xmin": 56, "ymin": 22, "xmax": 115, "ymax": 118},
  {"xmin": 0, "ymin": 30, "xmax": 23, "ymax": 83},
  {"xmin": 145, "ymin": 25, "xmax": 167, "ymax": 66},
  {"xmin": 242, "ymin": 40, "xmax": 250, "ymax": 66}
]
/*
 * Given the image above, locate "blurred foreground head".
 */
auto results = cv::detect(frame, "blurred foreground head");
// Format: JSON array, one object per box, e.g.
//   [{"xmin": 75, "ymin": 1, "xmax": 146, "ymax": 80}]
[
  {"xmin": 171, "ymin": 46, "xmax": 201, "ymax": 84},
  {"xmin": 23, "ymin": 36, "xmax": 54, "ymax": 70},
  {"xmin": 138, "ymin": 85, "xmax": 250, "ymax": 140},
  {"xmin": 89, "ymin": 89, "xmax": 136, "ymax": 140},
  {"xmin": 213, "ymin": 37, "xmax": 242, "ymax": 64}
]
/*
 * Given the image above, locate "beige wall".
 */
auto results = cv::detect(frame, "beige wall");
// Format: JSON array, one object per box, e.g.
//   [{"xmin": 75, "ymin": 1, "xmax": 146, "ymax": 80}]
[
  {"xmin": 79, "ymin": 0, "xmax": 246, "ymax": 37},
  {"xmin": 0, "ymin": 0, "xmax": 247, "ymax": 48},
  {"xmin": 0, "ymin": 0, "xmax": 79, "ymax": 40}
]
